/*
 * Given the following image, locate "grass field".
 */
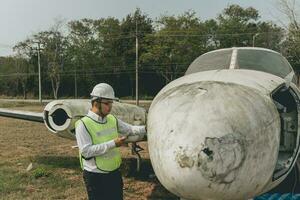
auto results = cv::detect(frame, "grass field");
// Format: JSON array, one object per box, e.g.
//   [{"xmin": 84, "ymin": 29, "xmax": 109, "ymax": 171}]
[{"xmin": 0, "ymin": 102, "xmax": 178, "ymax": 200}]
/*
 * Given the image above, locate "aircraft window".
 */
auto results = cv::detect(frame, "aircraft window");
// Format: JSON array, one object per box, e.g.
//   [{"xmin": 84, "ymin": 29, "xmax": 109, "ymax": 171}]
[
  {"xmin": 237, "ymin": 49, "xmax": 292, "ymax": 79},
  {"xmin": 185, "ymin": 49, "xmax": 232, "ymax": 75}
]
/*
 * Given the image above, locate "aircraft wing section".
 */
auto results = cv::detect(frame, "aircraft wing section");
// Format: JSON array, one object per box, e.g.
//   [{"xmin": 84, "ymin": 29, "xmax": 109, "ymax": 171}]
[{"xmin": 0, "ymin": 108, "xmax": 43, "ymax": 123}]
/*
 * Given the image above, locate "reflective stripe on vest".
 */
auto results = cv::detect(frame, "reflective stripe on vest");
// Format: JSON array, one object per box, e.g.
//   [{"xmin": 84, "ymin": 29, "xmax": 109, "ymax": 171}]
[{"xmin": 75, "ymin": 114, "xmax": 121, "ymax": 172}]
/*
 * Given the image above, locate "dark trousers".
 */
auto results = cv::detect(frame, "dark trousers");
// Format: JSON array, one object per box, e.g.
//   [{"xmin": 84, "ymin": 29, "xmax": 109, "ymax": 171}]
[{"xmin": 83, "ymin": 169, "xmax": 123, "ymax": 200}]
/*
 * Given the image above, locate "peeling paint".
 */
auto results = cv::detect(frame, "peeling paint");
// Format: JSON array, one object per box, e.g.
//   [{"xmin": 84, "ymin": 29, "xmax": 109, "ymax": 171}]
[
  {"xmin": 175, "ymin": 148, "xmax": 195, "ymax": 168},
  {"xmin": 148, "ymin": 70, "xmax": 283, "ymax": 200},
  {"xmin": 152, "ymin": 82, "xmax": 208, "ymax": 107},
  {"xmin": 197, "ymin": 134, "xmax": 246, "ymax": 184}
]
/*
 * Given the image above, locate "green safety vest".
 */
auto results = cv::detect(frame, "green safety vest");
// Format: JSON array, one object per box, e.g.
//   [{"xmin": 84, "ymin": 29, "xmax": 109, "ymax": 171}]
[{"xmin": 75, "ymin": 114, "xmax": 122, "ymax": 172}]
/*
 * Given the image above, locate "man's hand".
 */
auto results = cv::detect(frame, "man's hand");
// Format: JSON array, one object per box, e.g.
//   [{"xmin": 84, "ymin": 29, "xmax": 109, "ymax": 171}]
[{"xmin": 114, "ymin": 136, "xmax": 127, "ymax": 147}]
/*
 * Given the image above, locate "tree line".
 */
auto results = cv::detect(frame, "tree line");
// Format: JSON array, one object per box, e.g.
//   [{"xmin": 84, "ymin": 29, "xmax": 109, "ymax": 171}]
[{"xmin": 0, "ymin": 3, "xmax": 299, "ymax": 99}]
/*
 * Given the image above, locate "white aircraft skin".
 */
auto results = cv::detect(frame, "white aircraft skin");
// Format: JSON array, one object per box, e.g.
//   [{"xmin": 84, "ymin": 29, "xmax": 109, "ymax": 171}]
[
  {"xmin": 0, "ymin": 47, "xmax": 299, "ymax": 199},
  {"xmin": 0, "ymin": 100, "xmax": 147, "ymax": 142},
  {"xmin": 43, "ymin": 99, "xmax": 146, "ymax": 141},
  {"xmin": 148, "ymin": 70, "xmax": 295, "ymax": 199},
  {"xmin": 148, "ymin": 47, "xmax": 300, "ymax": 200}
]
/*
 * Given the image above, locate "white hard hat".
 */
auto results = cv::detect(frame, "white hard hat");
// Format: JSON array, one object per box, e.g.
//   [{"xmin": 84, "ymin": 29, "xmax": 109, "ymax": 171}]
[{"xmin": 90, "ymin": 83, "xmax": 119, "ymax": 101}]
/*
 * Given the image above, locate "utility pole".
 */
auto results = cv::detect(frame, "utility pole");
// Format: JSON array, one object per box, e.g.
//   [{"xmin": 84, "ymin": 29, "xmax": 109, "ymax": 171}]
[
  {"xmin": 252, "ymin": 33, "xmax": 260, "ymax": 47},
  {"xmin": 37, "ymin": 42, "xmax": 42, "ymax": 103},
  {"xmin": 74, "ymin": 67, "xmax": 77, "ymax": 98},
  {"xmin": 135, "ymin": 19, "xmax": 139, "ymax": 106},
  {"xmin": 71, "ymin": 57, "xmax": 78, "ymax": 98}
]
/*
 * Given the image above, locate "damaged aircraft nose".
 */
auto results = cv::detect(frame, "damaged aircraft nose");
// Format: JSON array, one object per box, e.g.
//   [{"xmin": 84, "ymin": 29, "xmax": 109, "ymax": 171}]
[{"xmin": 147, "ymin": 77, "xmax": 281, "ymax": 200}]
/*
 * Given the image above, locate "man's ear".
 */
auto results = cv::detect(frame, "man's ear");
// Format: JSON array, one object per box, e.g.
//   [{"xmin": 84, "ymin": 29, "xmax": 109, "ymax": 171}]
[{"xmin": 91, "ymin": 100, "xmax": 98, "ymax": 108}]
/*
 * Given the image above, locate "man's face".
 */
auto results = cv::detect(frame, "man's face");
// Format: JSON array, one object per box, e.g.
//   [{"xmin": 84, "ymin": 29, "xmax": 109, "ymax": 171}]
[{"xmin": 99, "ymin": 99, "xmax": 113, "ymax": 115}]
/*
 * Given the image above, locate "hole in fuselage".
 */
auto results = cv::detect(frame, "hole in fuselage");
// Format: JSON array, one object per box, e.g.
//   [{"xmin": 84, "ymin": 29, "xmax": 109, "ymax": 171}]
[
  {"xmin": 51, "ymin": 108, "xmax": 69, "ymax": 126},
  {"xmin": 272, "ymin": 85, "xmax": 300, "ymax": 180},
  {"xmin": 202, "ymin": 148, "xmax": 213, "ymax": 157}
]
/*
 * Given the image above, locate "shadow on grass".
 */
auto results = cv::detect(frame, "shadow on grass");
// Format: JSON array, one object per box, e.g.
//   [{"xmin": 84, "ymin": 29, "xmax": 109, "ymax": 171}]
[
  {"xmin": 34, "ymin": 155, "xmax": 80, "ymax": 170},
  {"xmin": 34, "ymin": 156, "xmax": 154, "ymax": 175},
  {"xmin": 34, "ymin": 156, "xmax": 155, "ymax": 176},
  {"xmin": 121, "ymin": 158, "xmax": 155, "ymax": 180},
  {"xmin": 121, "ymin": 158, "xmax": 179, "ymax": 200},
  {"xmin": 32, "ymin": 156, "xmax": 178, "ymax": 199}
]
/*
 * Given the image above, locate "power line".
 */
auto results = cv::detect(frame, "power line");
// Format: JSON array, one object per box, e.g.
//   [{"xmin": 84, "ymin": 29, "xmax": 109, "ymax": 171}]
[
  {"xmin": 0, "ymin": 67, "xmax": 187, "ymax": 77},
  {"xmin": 50, "ymin": 29, "xmax": 288, "ymax": 43},
  {"xmin": 143, "ymin": 31, "xmax": 284, "ymax": 38},
  {"xmin": 0, "ymin": 72, "xmax": 38, "ymax": 77},
  {"xmin": 0, "ymin": 62, "xmax": 190, "ymax": 77}
]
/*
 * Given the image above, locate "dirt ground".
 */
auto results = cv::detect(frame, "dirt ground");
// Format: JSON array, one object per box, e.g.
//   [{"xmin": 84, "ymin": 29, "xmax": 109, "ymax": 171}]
[{"xmin": 0, "ymin": 103, "xmax": 179, "ymax": 200}]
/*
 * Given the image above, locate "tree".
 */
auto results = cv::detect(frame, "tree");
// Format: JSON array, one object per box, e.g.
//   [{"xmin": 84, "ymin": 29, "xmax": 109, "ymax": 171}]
[
  {"xmin": 13, "ymin": 55, "xmax": 33, "ymax": 99},
  {"xmin": 119, "ymin": 8, "xmax": 153, "ymax": 97},
  {"xmin": 13, "ymin": 41, "xmax": 36, "ymax": 98},
  {"xmin": 31, "ymin": 30, "xmax": 67, "ymax": 99},
  {"xmin": 214, "ymin": 4, "xmax": 284, "ymax": 50},
  {"xmin": 67, "ymin": 18, "xmax": 103, "ymax": 96},
  {"xmin": 141, "ymin": 11, "xmax": 207, "ymax": 84},
  {"xmin": 254, "ymin": 22, "xmax": 284, "ymax": 51},
  {"xmin": 2, "ymin": 7, "xmax": 291, "ymax": 98},
  {"xmin": 13, "ymin": 19, "xmax": 68, "ymax": 99},
  {"xmin": 215, "ymin": 4, "xmax": 260, "ymax": 47},
  {"xmin": 0, "ymin": 57, "xmax": 18, "ymax": 96},
  {"xmin": 277, "ymin": 0, "xmax": 300, "ymax": 77},
  {"xmin": 277, "ymin": 0, "xmax": 300, "ymax": 30}
]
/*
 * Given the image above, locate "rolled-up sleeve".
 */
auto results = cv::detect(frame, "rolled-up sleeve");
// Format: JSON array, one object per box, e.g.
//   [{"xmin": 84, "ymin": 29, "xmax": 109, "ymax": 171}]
[
  {"xmin": 75, "ymin": 120, "xmax": 116, "ymax": 159},
  {"xmin": 117, "ymin": 119, "xmax": 146, "ymax": 142}
]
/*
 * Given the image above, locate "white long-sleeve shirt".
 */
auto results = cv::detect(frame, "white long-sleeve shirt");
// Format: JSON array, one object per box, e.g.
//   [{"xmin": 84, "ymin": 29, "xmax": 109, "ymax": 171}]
[{"xmin": 75, "ymin": 110, "xmax": 146, "ymax": 173}]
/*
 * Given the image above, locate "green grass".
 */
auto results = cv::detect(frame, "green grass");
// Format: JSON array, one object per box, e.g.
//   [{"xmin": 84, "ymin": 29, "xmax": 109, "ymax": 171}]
[
  {"xmin": 0, "ymin": 163, "xmax": 27, "ymax": 195},
  {"xmin": 31, "ymin": 167, "xmax": 51, "ymax": 179},
  {"xmin": 33, "ymin": 156, "xmax": 80, "ymax": 170},
  {"xmin": 0, "ymin": 159, "xmax": 85, "ymax": 200}
]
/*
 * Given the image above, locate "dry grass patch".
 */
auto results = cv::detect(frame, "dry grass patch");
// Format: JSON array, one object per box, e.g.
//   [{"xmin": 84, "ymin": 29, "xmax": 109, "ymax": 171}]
[{"xmin": 0, "ymin": 103, "xmax": 178, "ymax": 200}]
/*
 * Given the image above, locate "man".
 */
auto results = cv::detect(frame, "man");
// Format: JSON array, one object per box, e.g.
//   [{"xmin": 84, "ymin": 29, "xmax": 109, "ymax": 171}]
[{"xmin": 75, "ymin": 83, "xmax": 146, "ymax": 200}]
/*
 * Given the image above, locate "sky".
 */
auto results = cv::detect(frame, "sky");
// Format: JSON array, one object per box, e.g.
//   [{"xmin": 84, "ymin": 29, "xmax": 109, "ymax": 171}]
[{"xmin": 0, "ymin": 0, "xmax": 287, "ymax": 56}]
